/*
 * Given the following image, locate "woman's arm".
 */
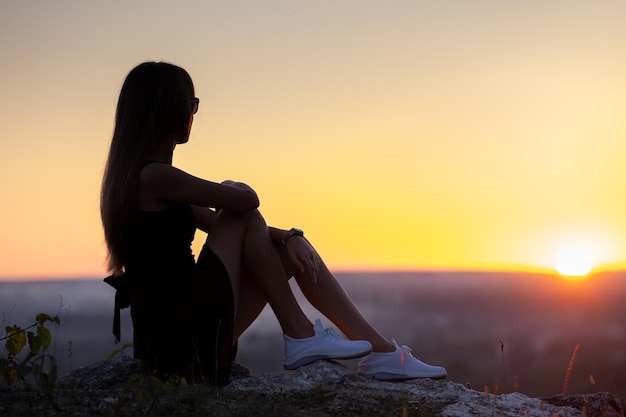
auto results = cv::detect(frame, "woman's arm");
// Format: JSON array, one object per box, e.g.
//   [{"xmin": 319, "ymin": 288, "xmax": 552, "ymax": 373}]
[
  {"xmin": 191, "ymin": 205, "xmax": 217, "ymax": 233},
  {"xmin": 192, "ymin": 203, "xmax": 320, "ymax": 281},
  {"xmin": 269, "ymin": 226, "xmax": 289, "ymax": 245},
  {"xmin": 138, "ymin": 163, "xmax": 259, "ymax": 211}
]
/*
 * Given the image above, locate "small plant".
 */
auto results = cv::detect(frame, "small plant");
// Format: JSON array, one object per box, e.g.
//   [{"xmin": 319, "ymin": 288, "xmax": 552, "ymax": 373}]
[
  {"xmin": 562, "ymin": 343, "xmax": 580, "ymax": 395},
  {"xmin": 0, "ymin": 312, "xmax": 61, "ymax": 394},
  {"xmin": 499, "ymin": 340, "xmax": 508, "ymax": 394},
  {"xmin": 107, "ymin": 341, "xmax": 134, "ymax": 359}
]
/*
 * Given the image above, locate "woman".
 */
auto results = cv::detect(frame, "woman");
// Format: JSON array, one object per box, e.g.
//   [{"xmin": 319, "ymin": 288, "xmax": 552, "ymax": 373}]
[{"xmin": 101, "ymin": 61, "xmax": 446, "ymax": 385}]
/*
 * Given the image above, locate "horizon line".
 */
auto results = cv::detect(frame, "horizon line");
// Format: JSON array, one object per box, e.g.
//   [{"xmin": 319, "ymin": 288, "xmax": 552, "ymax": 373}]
[{"xmin": 1, "ymin": 265, "xmax": 624, "ymax": 283}]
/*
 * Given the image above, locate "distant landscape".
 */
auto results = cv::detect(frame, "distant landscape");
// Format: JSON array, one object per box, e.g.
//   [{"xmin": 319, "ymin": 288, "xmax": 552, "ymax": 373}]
[{"xmin": 1, "ymin": 270, "xmax": 624, "ymax": 401}]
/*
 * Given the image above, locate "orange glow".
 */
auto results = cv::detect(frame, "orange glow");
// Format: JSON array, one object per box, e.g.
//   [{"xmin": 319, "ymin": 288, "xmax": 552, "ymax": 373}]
[{"xmin": 2, "ymin": 2, "xmax": 626, "ymax": 279}]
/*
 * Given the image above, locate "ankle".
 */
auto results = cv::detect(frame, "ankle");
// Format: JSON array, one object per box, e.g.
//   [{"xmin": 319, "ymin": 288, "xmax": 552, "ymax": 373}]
[
  {"xmin": 283, "ymin": 323, "xmax": 314, "ymax": 339},
  {"xmin": 372, "ymin": 341, "xmax": 396, "ymax": 353}
]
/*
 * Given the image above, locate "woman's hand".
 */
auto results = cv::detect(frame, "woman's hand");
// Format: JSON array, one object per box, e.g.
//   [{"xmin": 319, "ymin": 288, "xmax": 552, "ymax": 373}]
[
  {"xmin": 285, "ymin": 236, "xmax": 321, "ymax": 284},
  {"xmin": 221, "ymin": 180, "xmax": 256, "ymax": 193}
]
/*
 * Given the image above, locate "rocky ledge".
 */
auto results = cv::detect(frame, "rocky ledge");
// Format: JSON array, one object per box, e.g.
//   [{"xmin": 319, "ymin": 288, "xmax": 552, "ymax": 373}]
[{"xmin": 1, "ymin": 356, "xmax": 624, "ymax": 416}]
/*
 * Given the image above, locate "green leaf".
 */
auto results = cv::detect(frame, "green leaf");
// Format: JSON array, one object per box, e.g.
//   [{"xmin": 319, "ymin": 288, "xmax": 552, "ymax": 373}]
[
  {"xmin": 37, "ymin": 326, "xmax": 51, "ymax": 351},
  {"xmin": 5, "ymin": 326, "xmax": 26, "ymax": 356},
  {"xmin": 34, "ymin": 313, "xmax": 60, "ymax": 326},
  {"xmin": 40, "ymin": 356, "xmax": 58, "ymax": 394},
  {"xmin": 32, "ymin": 362, "xmax": 41, "ymax": 375},
  {"xmin": 5, "ymin": 324, "xmax": 21, "ymax": 337},
  {"xmin": 3, "ymin": 366, "xmax": 17, "ymax": 385},
  {"xmin": 150, "ymin": 375, "xmax": 165, "ymax": 390},
  {"xmin": 27, "ymin": 331, "xmax": 42, "ymax": 354},
  {"xmin": 35, "ymin": 313, "xmax": 52, "ymax": 323},
  {"xmin": 41, "ymin": 373, "xmax": 53, "ymax": 394}
]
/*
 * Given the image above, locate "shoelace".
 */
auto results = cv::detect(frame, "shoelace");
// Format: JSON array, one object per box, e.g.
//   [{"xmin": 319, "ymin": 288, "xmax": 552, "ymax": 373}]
[
  {"xmin": 399, "ymin": 344, "xmax": 413, "ymax": 366},
  {"xmin": 321, "ymin": 326, "xmax": 344, "ymax": 340}
]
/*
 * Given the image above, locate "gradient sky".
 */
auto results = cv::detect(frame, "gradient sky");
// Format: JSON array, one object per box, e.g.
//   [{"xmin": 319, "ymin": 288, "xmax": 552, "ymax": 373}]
[{"xmin": 1, "ymin": 1, "xmax": 626, "ymax": 279}]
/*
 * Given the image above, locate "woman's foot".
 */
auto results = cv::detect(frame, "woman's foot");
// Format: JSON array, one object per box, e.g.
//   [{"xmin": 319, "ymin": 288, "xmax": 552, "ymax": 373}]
[
  {"xmin": 283, "ymin": 319, "xmax": 372, "ymax": 370},
  {"xmin": 357, "ymin": 339, "xmax": 447, "ymax": 381}
]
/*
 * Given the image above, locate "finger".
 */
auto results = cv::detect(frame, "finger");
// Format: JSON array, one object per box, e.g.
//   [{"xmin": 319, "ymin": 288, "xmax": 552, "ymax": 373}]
[
  {"xmin": 292, "ymin": 256, "xmax": 306, "ymax": 274},
  {"xmin": 306, "ymin": 253, "xmax": 319, "ymax": 284},
  {"xmin": 308, "ymin": 258, "xmax": 318, "ymax": 282},
  {"xmin": 313, "ymin": 262, "xmax": 320, "ymax": 284},
  {"xmin": 297, "ymin": 252, "xmax": 316, "ymax": 282}
]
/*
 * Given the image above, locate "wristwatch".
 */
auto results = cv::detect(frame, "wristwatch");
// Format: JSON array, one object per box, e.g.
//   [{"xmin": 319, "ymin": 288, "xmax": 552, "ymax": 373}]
[{"xmin": 281, "ymin": 228, "xmax": 304, "ymax": 245}]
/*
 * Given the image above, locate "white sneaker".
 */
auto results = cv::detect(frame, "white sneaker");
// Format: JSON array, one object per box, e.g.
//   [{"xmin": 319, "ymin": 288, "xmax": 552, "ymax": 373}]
[
  {"xmin": 357, "ymin": 339, "xmax": 447, "ymax": 381},
  {"xmin": 283, "ymin": 319, "xmax": 373, "ymax": 370}
]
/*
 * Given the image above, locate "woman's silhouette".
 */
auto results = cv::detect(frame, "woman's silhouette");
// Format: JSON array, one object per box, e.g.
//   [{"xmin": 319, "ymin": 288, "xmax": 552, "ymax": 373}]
[{"xmin": 101, "ymin": 61, "xmax": 446, "ymax": 384}]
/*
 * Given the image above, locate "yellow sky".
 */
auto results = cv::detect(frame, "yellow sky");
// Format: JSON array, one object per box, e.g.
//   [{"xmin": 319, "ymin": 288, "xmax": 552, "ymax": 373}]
[{"xmin": 1, "ymin": 1, "xmax": 626, "ymax": 279}]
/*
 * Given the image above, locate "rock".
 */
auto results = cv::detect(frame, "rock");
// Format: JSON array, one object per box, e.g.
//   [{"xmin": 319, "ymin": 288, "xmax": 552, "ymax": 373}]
[
  {"xmin": 1, "ymin": 357, "xmax": 624, "ymax": 416},
  {"xmin": 542, "ymin": 392, "xmax": 626, "ymax": 417},
  {"xmin": 56, "ymin": 355, "xmax": 150, "ymax": 390},
  {"xmin": 226, "ymin": 360, "xmax": 586, "ymax": 417}
]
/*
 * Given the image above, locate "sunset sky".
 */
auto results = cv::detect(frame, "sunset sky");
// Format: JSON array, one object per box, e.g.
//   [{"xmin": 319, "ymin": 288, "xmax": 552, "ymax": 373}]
[{"xmin": 1, "ymin": 1, "xmax": 626, "ymax": 280}]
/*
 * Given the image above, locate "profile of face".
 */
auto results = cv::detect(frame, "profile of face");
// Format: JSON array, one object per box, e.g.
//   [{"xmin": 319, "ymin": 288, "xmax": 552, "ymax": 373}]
[{"xmin": 175, "ymin": 97, "xmax": 199, "ymax": 145}]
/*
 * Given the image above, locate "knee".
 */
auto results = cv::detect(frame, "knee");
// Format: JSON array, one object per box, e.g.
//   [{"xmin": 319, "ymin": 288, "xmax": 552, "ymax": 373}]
[
  {"xmin": 218, "ymin": 208, "xmax": 266, "ymax": 229},
  {"xmin": 238, "ymin": 208, "xmax": 266, "ymax": 228}
]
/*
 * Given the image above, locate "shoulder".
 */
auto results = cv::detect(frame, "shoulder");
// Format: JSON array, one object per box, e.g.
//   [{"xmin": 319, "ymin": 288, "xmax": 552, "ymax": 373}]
[
  {"xmin": 136, "ymin": 162, "xmax": 189, "ymax": 210},
  {"xmin": 139, "ymin": 161, "xmax": 176, "ymax": 177},
  {"xmin": 139, "ymin": 162, "xmax": 193, "ymax": 187}
]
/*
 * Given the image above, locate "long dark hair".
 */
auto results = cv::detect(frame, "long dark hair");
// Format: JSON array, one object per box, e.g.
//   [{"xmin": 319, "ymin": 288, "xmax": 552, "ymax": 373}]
[{"xmin": 101, "ymin": 62, "xmax": 195, "ymax": 274}]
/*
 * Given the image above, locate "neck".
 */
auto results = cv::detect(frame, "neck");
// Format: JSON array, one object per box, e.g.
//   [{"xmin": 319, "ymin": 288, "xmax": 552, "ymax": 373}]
[{"xmin": 146, "ymin": 139, "xmax": 176, "ymax": 164}]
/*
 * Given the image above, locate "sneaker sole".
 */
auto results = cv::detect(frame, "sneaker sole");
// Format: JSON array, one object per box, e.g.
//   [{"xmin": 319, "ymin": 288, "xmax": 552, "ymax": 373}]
[
  {"xmin": 359, "ymin": 371, "xmax": 447, "ymax": 381},
  {"xmin": 284, "ymin": 349, "xmax": 372, "ymax": 370}
]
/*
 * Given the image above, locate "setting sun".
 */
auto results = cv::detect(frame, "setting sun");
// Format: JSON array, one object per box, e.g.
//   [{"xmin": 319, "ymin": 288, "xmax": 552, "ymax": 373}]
[
  {"xmin": 555, "ymin": 244, "xmax": 593, "ymax": 278},
  {"xmin": 2, "ymin": 2, "xmax": 626, "ymax": 280}
]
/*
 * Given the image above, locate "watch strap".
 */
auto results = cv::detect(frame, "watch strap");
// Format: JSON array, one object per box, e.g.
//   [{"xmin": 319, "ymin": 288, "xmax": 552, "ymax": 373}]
[{"xmin": 281, "ymin": 228, "xmax": 304, "ymax": 245}]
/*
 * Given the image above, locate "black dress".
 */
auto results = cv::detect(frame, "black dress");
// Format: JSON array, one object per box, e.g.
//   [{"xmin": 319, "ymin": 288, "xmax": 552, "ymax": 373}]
[{"xmin": 111, "ymin": 200, "xmax": 234, "ymax": 385}]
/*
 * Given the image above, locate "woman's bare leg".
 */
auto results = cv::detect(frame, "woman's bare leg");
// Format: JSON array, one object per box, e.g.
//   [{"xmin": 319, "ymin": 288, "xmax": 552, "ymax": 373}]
[
  {"xmin": 232, "ymin": 270, "xmax": 267, "ymax": 340},
  {"xmin": 228, "ymin": 236, "xmax": 394, "ymax": 351},
  {"xmin": 207, "ymin": 209, "xmax": 313, "ymax": 339},
  {"xmin": 276, "ymin": 244, "xmax": 395, "ymax": 353}
]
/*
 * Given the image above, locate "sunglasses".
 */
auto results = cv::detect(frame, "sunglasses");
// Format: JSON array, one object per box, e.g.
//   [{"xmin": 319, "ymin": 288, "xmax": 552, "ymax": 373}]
[{"xmin": 191, "ymin": 97, "xmax": 200, "ymax": 114}]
